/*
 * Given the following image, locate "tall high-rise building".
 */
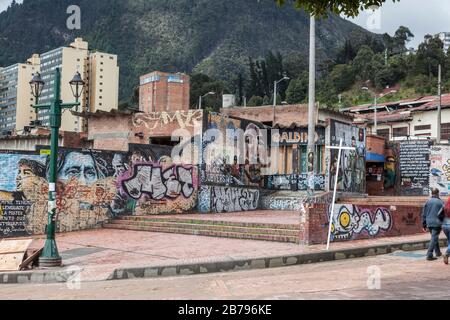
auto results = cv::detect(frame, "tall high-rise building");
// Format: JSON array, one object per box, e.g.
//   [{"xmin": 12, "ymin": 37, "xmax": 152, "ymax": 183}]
[
  {"xmin": 0, "ymin": 37, "xmax": 120, "ymax": 133},
  {"xmin": 0, "ymin": 55, "xmax": 40, "ymax": 134},
  {"xmin": 139, "ymin": 71, "xmax": 190, "ymax": 113}
]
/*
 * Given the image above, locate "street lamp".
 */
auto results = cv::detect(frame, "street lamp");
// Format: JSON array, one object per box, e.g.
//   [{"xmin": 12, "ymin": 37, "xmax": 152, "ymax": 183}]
[
  {"xmin": 198, "ymin": 91, "xmax": 215, "ymax": 110},
  {"xmin": 361, "ymin": 87, "xmax": 397, "ymax": 135},
  {"xmin": 273, "ymin": 75, "xmax": 290, "ymax": 123},
  {"xmin": 29, "ymin": 72, "xmax": 45, "ymax": 120},
  {"xmin": 30, "ymin": 67, "xmax": 84, "ymax": 268},
  {"xmin": 69, "ymin": 71, "xmax": 85, "ymax": 110}
]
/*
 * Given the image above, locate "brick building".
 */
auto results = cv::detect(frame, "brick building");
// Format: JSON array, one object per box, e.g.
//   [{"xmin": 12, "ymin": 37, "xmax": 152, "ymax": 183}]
[{"xmin": 139, "ymin": 71, "xmax": 190, "ymax": 113}]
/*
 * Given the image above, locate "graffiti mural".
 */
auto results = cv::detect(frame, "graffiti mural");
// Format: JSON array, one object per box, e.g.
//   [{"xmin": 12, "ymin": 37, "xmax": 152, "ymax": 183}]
[
  {"xmin": 327, "ymin": 204, "xmax": 392, "ymax": 241},
  {"xmin": 267, "ymin": 174, "xmax": 325, "ymax": 191},
  {"xmin": 202, "ymin": 113, "xmax": 264, "ymax": 187},
  {"xmin": 329, "ymin": 120, "xmax": 366, "ymax": 193},
  {"xmin": 384, "ymin": 142, "xmax": 399, "ymax": 192},
  {"xmin": 0, "ymin": 144, "xmax": 200, "ymax": 237},
  {"xmin": 430, "ymin": 145, "xmax": 450, "ymax": 196}
]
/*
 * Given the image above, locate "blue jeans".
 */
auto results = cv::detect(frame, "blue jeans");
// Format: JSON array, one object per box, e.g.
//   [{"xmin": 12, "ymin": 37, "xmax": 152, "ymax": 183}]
[
  {"xmin": 442, "ymin": 224, "xmax": 450, "ymax": 255},
  {"xmin": 427, "ymin": 227, "xmax": 442, "ymax": 258}
]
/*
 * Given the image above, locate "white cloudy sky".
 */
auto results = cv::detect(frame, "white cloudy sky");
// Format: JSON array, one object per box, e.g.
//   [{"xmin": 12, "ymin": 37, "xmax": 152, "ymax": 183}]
[{"xmin": 1, "ymin": 0, "xmax": 449, "ymax": 48}]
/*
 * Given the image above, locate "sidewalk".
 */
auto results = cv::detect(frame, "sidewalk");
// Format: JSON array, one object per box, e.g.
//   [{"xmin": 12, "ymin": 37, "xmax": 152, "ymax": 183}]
[{"xmin": 0, "ymin": 229, "xmax": 445, "ymax": 284}]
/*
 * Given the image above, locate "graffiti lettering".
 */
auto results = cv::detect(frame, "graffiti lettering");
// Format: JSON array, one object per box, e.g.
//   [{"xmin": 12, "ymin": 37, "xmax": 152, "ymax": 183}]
[
  {"xmin": 211, "ymin": 187, "xmax": 259, "ymax": 213},
  {"xmin": 122, "ymin": 164, "xmax": 194, "ymax": 200}
]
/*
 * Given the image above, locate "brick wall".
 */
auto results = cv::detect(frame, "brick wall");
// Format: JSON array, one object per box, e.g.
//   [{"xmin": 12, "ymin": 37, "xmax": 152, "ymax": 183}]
[{"xmin": 303, "ymin": 203, "xmax": 424, "ymax": 244}]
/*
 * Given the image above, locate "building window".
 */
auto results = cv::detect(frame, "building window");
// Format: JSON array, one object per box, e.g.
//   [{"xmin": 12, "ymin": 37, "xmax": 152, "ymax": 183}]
[
  {"xmin": 377, "ymin": 128, "xmax": 390, "ymax": 139},
  {"xmin": 414, "ymin": 124, "xmax": 431, "ymax": 131},
  {"xmin": 441, "ymin": 123, "xmax": 450, "ymax": 141},
  {"xmin": 393, "ymin": 127, "xmax": 408, "ymax": 138}
]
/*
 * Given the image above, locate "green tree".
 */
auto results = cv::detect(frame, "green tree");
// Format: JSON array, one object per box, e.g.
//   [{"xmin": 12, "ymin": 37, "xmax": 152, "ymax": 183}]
[
  {"xmin": 286, "ymin": 71, "xmax": 308, "ymax": 104},
  {"xmin": 248, "ymin": 96, "xmax": 263, "ymax": 106},
  {"xmin": 415, "ymin": 35, "xmax": 445, "ymax": 78},
  {"xmin": 275, "ymin": 0, "xmax": 399, "ymax": 17},
  {"xmin": 393, "ymin": 26, "xmax": 414, "ymax": 53},
  {"xmin": 329, "ymin": 64, "xmax": 355, "ymax": 93},
  {"xmin": 352, "ymin": 45, "xmax": 375, "ymax": 82}
]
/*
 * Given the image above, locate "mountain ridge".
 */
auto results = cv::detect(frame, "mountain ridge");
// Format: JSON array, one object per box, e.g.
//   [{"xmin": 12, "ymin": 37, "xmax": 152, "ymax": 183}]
[{"xmin": 0, "ymin": 0, "xmax": 378, "ymax": 102}]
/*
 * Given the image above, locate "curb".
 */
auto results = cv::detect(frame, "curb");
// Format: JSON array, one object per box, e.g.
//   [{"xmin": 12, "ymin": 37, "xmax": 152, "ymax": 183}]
[
  {"xmin": 0, "ymin": 238, "xmax": 446, "ymax": 284},
  {"xmin": 107, "ymin": 238, "xmax": 448, "ymax": 281}
]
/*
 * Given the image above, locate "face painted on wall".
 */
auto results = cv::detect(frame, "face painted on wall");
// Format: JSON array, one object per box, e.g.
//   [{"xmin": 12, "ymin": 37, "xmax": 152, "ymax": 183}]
[
  {"xmin": 331, "ymin": 205, "xmax": 360, "ymax": 240},
  {"xmin": 59, "ymin": 152, "xmax": 98, "ymax": 186},
  {"xmin": 16, "ymin": 164, "xmax": 34, "ymax": 191},
  {"xmin": 112, "ymin": 154, "xmax": 128, "ymax": 177}
]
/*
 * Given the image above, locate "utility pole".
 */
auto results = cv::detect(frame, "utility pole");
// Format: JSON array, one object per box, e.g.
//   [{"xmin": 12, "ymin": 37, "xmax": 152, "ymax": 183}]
[
  {"xmin": 437, "ymin": 64, "xmax": 442, "ymax": 144},
  {"xmin": 307, "ymin": 14, "xmax": 316, "ymax": 196}
]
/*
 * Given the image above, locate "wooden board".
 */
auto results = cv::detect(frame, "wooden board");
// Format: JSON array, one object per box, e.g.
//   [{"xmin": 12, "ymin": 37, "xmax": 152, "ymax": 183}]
[{"xmin": 0, "ymin": 239, "xmax": 33, "ymax": 271}]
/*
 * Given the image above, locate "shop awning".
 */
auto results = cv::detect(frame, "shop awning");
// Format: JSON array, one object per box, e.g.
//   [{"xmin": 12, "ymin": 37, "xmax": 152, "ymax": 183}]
[{"xmin": 366, "ymin": 152, "xmax": 385, "ymax": 162}]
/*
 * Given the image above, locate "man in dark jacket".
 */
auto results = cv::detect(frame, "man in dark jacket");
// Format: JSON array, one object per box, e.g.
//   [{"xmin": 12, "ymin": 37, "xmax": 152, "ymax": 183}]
[{"xmin": 423, "ymin": 188, "xmax": 445, "ymax": 260}]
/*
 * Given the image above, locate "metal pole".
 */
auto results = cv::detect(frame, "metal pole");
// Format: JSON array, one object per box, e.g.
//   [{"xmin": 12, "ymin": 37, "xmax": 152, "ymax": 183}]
[
  {"xmin": 374, "ymin": 95, "xmax": 378, "ymax": 135},
  {"xmin": 39, "ymin": 68, "xmax": 62, "ymax": 267},
  {"xmin": 273, "ymin": 80, "xmax": 277, "ymax": 124},
  {"xmin": 326, "ymin": 138, "xmax": 343, "ymax": 250},
  {"xmin": 198, "ymin": 95, "xmax": 202, "ymax": 110},
  {"xmin": 437, "ymin": 64, "xmax": 442, "ymax": 144},
  {"xmin": 307, "ymin": 14, "xmax": 316, "ymax": 196}
]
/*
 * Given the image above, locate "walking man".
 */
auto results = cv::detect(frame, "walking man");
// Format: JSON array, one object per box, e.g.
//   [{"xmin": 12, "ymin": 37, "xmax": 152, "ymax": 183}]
[{"xmin": 422, "ymin": 188, "xmax": 445, "ymax": 261}]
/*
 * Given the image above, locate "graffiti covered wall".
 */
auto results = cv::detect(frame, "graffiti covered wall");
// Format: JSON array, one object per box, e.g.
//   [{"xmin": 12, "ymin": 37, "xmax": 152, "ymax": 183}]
[
  {"xmin": 329, "ymin": 120, "xmax": 366, "ymax": 193},
  {"xmin": 430, "ymin": 145, "xmax": 450, "ymax": 196},
  {"xmin": 303, "ymin": 202, "xmax": 423, "ymax": 244},
  {"xmin": 327, "ymin": 204, "xmax": 392, "ymax": 241},
  {"xmin": 0, "ymin": 144, "xmax": 199, "ymax": 237},
  {"xmin": 198, "ymin": 113, "xmax": 263, "ymax": 213}
]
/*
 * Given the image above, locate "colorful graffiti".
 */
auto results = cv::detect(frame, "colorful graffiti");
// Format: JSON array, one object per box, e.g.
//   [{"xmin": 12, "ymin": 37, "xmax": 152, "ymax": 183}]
[
  {"xmin": 0, "ymin": 144, "xmax": 200, "ymax": 237},
  {"xmin": 327, "ymin": 204, "xmax": 392, "ymax": 241},
  {"xmin": 329, "ymin": 121, "xmax": 366, "ymax": 193},
  {"xmin": 384, "ymin": 143, "xmax": 398, "ymax": 191},
  {"xmin": 202, "ymin": 113, "xmax": 264, "ymax": 187},
  {"xmin": 430, "ymin": 145, "xmax": 450, "ymax": 196}
]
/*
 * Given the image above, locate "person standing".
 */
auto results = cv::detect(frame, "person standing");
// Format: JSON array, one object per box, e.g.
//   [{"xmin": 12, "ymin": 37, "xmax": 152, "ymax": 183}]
[
  {"xmin": 422, "ymin": 188, "xmax": 445, "ymax": 261},
  {"xmin": 442, "ymin": 196, "xmax": 450, "ymax": 264}
]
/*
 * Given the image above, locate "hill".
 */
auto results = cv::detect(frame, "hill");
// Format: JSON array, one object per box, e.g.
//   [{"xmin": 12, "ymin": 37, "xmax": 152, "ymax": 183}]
[{"xmin": 0, "ymin": 0, "xmax": 379, "ymax": 102}]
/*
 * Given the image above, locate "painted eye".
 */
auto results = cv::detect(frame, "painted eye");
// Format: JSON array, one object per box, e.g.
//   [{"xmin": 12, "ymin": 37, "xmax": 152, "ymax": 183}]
[{"xmin": 340, "ymin": 211, "xmax": 351, "ymax": 228}]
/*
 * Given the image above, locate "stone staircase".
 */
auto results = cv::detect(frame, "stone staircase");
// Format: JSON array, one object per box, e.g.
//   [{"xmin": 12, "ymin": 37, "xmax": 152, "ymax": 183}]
[{"xmin": 103, "ymin": 215, "xmax": 301, "ymax": 243}]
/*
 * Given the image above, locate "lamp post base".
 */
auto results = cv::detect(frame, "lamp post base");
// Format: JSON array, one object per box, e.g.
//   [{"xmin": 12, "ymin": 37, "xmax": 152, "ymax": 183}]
[
  {"xmin": 39, "ymin": 257, "xmax": 62, "ymax": 268},
  {"xmin": 39, "ymin": 238, "xmax": 62, "ymax": 268}
]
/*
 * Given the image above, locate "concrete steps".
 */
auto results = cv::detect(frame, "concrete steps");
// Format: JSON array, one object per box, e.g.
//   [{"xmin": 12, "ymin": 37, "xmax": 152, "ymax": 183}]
[{"xmin": 103, "ymin": 216, "xmax": 301, "ymax": 243}]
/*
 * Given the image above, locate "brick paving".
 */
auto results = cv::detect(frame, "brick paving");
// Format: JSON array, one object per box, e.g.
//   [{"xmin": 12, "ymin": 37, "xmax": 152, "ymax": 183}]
[
  {"xmin": 1, "ymin": 248, "xmax": 449, "ymax": 299},
  {"xmin": 20, "ymin": 225, "xmax": 437, "ymax": 282}
]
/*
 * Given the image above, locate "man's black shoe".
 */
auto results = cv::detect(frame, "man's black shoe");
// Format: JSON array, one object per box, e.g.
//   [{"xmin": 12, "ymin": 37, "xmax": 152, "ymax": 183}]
[
  {"xmin": 427, "ymin": 256, "xmax": 438, "ymax": 261},
  {"xmin": 436, "ymin": 252, "xmax": 443, "ymax": 257}
]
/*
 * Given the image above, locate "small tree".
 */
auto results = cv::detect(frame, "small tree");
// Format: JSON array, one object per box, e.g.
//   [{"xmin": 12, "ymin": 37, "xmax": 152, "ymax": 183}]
[{"xmin": 248, "ymin": 96, "xmax": 264, "ymax": 106}]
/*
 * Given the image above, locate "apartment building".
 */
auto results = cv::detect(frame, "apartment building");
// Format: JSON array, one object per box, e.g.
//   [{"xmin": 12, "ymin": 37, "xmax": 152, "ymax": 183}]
[
  {"xmin": 139, "ymin": 71, "xmax": 190, "ymax": 112},
  {"xmin": 0, "ymin": 55, "xmax": 40, "ymax": 134},
  {"xmin": 0, "ymin": 37, "xmax": 119, "ymax": 133}
]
